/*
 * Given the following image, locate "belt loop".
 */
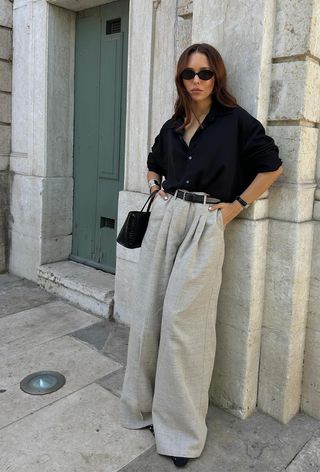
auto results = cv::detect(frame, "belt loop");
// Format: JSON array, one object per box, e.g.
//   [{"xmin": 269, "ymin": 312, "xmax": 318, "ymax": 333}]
[
  {"xmin": 174, "ymin": 189, "xmax": 178, "ymax": 199},
  {"xmin": 182, "ymin": 190, "xmax": 186, "ymax": 200},
  {"xmin": 203, "ymin": 195, "xmax": 207, "ymax": 205}
]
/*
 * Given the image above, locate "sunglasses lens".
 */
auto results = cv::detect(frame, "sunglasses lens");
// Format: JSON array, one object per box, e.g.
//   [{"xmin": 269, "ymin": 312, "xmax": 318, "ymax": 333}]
[
  {"xmin": 198, "ymin": 70, "xmax": 214, "ymax": 80},
  {"xmin": 181, "ymin": 69, "xmax": 195, "ymax": 80},
  {"xmin": 181, "ymin": 69, "xmax": 214, "ymax": 80}
]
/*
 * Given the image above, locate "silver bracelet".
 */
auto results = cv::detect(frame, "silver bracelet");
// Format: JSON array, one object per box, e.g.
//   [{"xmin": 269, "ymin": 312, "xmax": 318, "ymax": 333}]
[{"xmin": 148, "ymin": 178, "xmax": 160, "ymax": 189}]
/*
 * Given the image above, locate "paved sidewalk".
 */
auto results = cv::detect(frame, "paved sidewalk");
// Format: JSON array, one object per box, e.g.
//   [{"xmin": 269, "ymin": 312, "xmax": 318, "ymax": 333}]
[{"xmin": 1, "ymin": 272, "xmax": 320, "ymax": 472}]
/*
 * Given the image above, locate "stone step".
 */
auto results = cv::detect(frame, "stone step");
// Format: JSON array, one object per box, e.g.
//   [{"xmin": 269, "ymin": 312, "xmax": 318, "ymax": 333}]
[{"xmin": 37, "ymin": 261, "xmax": 115, "ymax": 318}]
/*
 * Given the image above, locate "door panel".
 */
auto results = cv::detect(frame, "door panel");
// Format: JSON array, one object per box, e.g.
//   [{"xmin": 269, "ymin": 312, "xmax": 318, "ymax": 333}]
[{"xmin": 72, "ymin": 1, "xmax": 128, "ymax": 273}]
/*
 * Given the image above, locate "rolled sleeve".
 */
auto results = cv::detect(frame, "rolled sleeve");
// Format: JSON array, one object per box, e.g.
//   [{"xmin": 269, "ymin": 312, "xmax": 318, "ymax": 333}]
[
  {"xmin": 147, "ymin": 133, "xmax": 167, "ymax": 177},
  {"xmin": 239, "ymin": 110, "xmax": 283, "ymax": 174}
]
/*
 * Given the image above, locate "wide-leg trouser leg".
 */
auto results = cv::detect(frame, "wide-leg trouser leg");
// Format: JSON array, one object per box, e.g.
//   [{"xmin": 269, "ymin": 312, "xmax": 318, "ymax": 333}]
[
  {"xmin": 119, "ymin": 192, "xmax": 225, "ymax": 457},
  {"xmin": 119, "ymin": 193, "xmax": 184, "ymax": 428},
  {"xmin": 152, "ymin": 198, "xmax": 225, "ymax": 457}
]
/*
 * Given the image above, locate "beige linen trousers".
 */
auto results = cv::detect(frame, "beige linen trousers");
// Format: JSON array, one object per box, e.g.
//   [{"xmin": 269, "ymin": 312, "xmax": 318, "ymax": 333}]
[{"xmin": 119, "ymin": 189, "xmax": 225, "ymax": 458}]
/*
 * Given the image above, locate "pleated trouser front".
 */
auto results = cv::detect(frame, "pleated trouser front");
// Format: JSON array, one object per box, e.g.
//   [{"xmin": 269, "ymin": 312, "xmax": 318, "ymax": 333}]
[{"xmin": 119, "ymin": 190, "xmax": 225, "ymax": 458}]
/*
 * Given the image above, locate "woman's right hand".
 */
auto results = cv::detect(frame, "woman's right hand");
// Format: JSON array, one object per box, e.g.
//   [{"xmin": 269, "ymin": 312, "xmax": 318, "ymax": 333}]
[{"xmin": 151, "ymin": 186, "xmax": 168, "ymax": 200}]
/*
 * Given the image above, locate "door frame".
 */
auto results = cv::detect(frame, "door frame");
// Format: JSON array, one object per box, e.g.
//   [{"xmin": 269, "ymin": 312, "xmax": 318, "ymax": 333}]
[
  {"xmin": 38, "ymin": 0, "xmax": 133, "ymax": 269},
  {"xmin": 71, "ymin": 1, "xmax": 129, "ymax": 273}
]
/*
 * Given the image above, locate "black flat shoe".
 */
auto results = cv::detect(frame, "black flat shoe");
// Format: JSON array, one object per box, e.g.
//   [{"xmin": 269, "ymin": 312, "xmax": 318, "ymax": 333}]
[
  {"xmin": 143, "ymin": 424, "xmax": 155, "ymax": 436},
  {"xmin": 171, "ymin": 456, "xmax": 189, "ymax": 467}
]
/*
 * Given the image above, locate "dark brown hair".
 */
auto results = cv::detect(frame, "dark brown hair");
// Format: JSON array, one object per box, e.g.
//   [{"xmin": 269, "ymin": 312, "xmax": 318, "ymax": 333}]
[{"xmin": 173, "ymin": 43, "xmax": 238, "ymax": 129}]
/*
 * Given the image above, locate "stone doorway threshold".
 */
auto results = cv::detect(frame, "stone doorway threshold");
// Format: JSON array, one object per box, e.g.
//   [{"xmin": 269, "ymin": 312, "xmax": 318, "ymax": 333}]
[{"xmin": 38, "ymin": 260, "xmax": 115, "ymax": 319}]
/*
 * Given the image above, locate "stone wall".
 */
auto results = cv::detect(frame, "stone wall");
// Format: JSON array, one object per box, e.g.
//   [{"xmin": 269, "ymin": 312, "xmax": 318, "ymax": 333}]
[
  {"xmin": 192, "ymin": 0, "xmax": 277, "ymax": 421},
  {"xmin": 9, "ymin": 1, "xmax": 75, "ymax": 280},
  {"xmin": 114, "ymin": 0, "xmax": 320, "ymax": 424},
  {"xmin": 258, "ymin": 0, "xmax": 320, "ymax": 424},
  {"xmin": 299, "ymin": 0, "xmax": 320, "ymax": 422},
  {"xmin": 0, "ymin": 0, "xmax": 12, "ymax": 273}
]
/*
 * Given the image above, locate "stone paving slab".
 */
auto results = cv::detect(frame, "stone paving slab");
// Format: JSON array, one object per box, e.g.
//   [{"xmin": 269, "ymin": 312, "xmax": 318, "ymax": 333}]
[
  {"xmin": 71, "ymin": 318, "xmax": 130, "ymax": 366},
  {"xmin": 0, "ymin": 273, "xmax": 55, "ymax": 318},
  {"xmin": 97, "ymin": 367, "xmax": 125, "ymax": 398},
  {"xmin": 285, "ymin": 431, "xmax": 320, "ymax": 471},
  {"xmin": 0, "ymin": 383, "xmax": 155, "ymax": 472},
  {"xmin": 1, "ymin": 273, "xmax": 320, "ymax": 472},
  {"xmin": 0, "ymin": 272, "xmax": 23, "ymax": 287},
  {"xmin": 0, "ymin": 300, "xmax": 100, "ymax": 357},
  {"xmin": 70, "ymin": 320, "xmax": 109, "ymax": 350},
  {"xmin": 120, "ymin": 406, "xmax": 320, "ymax": 472},
  {"xmin": 0, "ymin": 335, "xmax": 121, "ymax": 428}
]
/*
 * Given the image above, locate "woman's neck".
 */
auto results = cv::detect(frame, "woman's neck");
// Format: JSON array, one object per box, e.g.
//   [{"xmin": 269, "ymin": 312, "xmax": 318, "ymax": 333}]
[{"xmin": 191, "ymin": 98, "xmax": 212, "ymax": 121}]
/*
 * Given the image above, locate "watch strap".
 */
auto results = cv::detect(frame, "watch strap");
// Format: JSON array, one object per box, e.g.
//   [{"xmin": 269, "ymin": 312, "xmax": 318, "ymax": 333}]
[{"xmin": 235, "ymin": 196, "xmax": 249, "ymax": 208}]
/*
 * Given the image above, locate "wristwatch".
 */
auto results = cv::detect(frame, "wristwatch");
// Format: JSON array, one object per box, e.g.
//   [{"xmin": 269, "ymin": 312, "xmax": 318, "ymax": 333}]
[
  {"xmin": 148, "ymin": 178, "xmax": 160, "ymax": 189},
  {"xmin": 235, "ymin": 196, "xmax": 250, "ymax": 208}
]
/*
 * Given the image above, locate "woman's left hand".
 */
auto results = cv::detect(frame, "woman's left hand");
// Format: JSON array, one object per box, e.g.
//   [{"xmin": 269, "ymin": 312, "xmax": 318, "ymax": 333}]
[{"xmin": 208, "ymin": 201, "xmax": 243, "ymax": 227}]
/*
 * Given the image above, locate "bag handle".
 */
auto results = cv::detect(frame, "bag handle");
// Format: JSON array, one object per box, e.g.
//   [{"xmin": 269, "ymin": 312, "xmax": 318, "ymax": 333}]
[{"xmin": 141, "ymin": 190, "xmax": 158, "ymax": 212}]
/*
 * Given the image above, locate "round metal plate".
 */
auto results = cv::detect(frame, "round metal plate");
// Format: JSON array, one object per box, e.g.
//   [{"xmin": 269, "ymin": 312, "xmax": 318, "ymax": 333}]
[{"xmin": 20, "ymin": 371, "xmax": 66, "ymax": 395}]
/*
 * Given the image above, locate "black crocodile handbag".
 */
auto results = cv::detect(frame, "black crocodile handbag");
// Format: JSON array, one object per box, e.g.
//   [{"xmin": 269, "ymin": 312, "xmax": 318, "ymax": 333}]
[{"xmin": 116, "ymin": 191, "xmax": 158, "ymax": 249}]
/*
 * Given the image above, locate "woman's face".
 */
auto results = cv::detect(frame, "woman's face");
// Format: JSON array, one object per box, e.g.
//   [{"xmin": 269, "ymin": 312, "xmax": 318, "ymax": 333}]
[{"xmin": 182, "ymin": 52, "xmax": 215, "ymax": 105}]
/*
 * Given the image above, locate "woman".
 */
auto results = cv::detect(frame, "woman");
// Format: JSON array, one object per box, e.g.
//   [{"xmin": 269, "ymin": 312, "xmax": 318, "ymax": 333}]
[{"xmin": 119, "ymin": 43, "xmax": 283, "ymax": 467}]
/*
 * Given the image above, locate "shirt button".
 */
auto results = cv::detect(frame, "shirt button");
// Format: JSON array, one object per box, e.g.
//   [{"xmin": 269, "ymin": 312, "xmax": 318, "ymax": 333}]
[
  {"xmin": 186, "ymin": 180, "xmax": 190, "ymax": 184},
  {"xmin": 188, "ymin": 156, "xmax": 192, "ymax": 160}
]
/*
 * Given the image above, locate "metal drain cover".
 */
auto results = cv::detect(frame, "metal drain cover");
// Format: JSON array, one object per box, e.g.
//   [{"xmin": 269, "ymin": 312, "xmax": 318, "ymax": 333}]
[{"xmin": 20, "ymin": 371, "xmax": 66, "ymax": 395}]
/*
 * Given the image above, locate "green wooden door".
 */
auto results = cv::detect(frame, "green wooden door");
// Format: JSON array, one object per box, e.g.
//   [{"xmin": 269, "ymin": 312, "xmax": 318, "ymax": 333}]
[{"xmin": 71, "ymin": 1, "xmax": 128, "ymax": 273}]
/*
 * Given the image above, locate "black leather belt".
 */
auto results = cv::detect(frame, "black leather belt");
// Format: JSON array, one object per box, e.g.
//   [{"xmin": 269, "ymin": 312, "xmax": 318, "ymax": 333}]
[{"xmin": 166, "ymin": 189, "xmax": 221, "ymax": 204}]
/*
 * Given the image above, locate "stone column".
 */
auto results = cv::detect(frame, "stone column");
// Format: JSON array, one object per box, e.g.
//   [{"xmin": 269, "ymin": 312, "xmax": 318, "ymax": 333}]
[
  {"xmin": 192, "ymin": 0, "xmax": 276, "ymax": 419},
  {"xmin": 295, "ymin": 1, "xmax": 320, "ymax": 422},
  {"xmin": 258, "ymin": 0, "xmax": 320, "ymax": 423},
  {"xmin": 115, "ymin": 0, "xmax": 177, "ymax": 324},
  {"xmin": 302, "ymin": 127, "xmax": 320, "ymax": 419},
  {"xmin": 9, "ymin": 0, "xmax": 75, "ymax": 281},
  {"xmin": 0, "ymin": 0, "xmax": 12, "ymax": 272}
]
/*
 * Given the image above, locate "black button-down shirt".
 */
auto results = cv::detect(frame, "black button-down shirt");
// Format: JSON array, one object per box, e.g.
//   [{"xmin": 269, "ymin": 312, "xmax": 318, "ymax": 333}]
[{"xmin": 147, "ymin": 95, "xmax": 282, "ymax": 202}]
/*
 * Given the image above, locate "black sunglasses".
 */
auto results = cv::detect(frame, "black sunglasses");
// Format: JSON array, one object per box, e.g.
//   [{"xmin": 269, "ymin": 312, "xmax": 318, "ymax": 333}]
[{"xmin": 181, "ymin": 69, "xmax": 214, "ymax": 81}]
